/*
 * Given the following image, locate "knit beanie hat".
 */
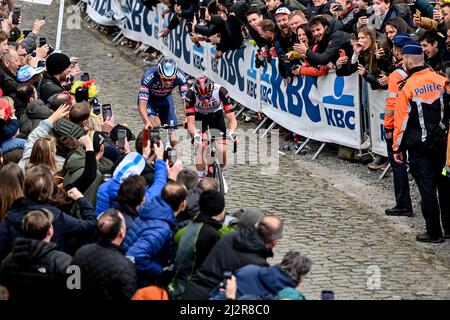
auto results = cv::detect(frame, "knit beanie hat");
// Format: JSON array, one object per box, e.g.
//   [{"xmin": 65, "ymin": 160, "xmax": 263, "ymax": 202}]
[
  {"xmin": 46, "ymin": 53, "xmax": 71, "ymax": 75},
  {"xmin": 199, "ymin": 189, "xmax": 225, "ymax": 217}
]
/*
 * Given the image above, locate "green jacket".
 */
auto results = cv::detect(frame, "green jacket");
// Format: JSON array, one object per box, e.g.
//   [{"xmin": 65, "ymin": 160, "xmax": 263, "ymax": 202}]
[{"xmin": 63, "ymin": 147, "xmax": 113, "ymax": 212}]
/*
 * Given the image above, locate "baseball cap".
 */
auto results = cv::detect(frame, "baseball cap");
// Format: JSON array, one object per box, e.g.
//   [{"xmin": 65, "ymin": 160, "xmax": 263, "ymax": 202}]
[
  {"xmin": 232, "ymin": 207, "xmax": 267, "ymax": 229},
  {"xmin": 402, "ymin": 41, "xmax": 423, "ymax": 55},
  {"xmin": 393, "ymin": 33, "xmax": 412, "ymax": 46},
  {"xmin": 16, "ymin": 65, "xmax": 45, "ymax": 82},
  {"xmin": 275, "ymin": 7, "xmax": 291, "ymax": 15}
]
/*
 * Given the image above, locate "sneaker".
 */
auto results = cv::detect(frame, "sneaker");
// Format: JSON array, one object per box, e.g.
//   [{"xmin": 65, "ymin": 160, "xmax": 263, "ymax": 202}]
[
  {"xmin": 221, "ymin": 172, "xmax": 228, "ymax": 194},
  {"xmin": 244, "ymin": 115, "xmax": 253, "ymax": 123},
  {"xmin": 416, "ymin": 232, "xmax": 445, "ymax": 243},
  {"xmin": 360, "ymin": 135, "xmax": 371, "ymax": 150},
  {"xmin": 282, "ymin": 143, "xmax": 291, "ymax": 152}
]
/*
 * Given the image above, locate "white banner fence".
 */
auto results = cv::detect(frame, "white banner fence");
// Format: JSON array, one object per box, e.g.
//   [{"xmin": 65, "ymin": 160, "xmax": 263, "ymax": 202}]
[{"xmin": 79, "ymin": 0, "xmax": 397, "ymax": 152}]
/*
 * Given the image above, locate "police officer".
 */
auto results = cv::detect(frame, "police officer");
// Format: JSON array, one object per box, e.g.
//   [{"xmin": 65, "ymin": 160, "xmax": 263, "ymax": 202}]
[
  {"xmin": 384, "ymin": 33, "xmax": 413, "ymax": 217},
  {"xmin": 393, "ymin": 41, "xmax": 450, "ymax": 243}
]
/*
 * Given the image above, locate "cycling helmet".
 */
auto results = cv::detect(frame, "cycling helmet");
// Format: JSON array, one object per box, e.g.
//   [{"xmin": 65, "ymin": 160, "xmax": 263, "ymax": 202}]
[
  {"xmin": 192, "ymin": 75, "xmax": 214, "ymax": 97},
  {"xmin": 158, "ymin": 57, "xmax": 177, "ymax": 80}
]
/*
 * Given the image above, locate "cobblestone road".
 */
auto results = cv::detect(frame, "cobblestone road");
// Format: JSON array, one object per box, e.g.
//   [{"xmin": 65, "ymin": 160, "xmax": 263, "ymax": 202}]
[{"xmin": 20, "ymin": 1, "xmax": 450, "ymax": 299}]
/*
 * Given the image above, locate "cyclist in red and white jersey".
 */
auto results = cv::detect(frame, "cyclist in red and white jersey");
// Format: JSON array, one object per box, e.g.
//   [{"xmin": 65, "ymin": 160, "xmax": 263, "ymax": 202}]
[{"xmin": 185, "ymin": 76, "xmax": 238, "ymax": 192}]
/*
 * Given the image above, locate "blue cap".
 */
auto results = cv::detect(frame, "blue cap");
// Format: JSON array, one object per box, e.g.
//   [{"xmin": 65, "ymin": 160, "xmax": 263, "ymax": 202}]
[
  {"xmin": 393, "ymin": 33, "xmax": 412, "ymax": 46},
  {"xmin": 402, "ymin": 41, "xmax": 423, "ymax": 55},
  {"xmin": 16, "ymin": 65, "xmax": 45, "ymax": 82}
]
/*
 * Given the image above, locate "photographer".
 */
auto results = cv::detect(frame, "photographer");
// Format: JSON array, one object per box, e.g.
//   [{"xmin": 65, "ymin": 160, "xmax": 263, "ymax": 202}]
[
  {"xmin": 209, "ymin": 251, "xmax": 311, "ymax": 300},
  {"xmin": 190, "ymin": 1, "xmax": 227, "ymax": 49},
  {"xmin": 216, "ymin": 0, "xmax": 246, "ymax": 51},
  {"xmin": 160, "ymin": 0, "xmax": 200, "ymax": 38},
  {"xmin": 330, "ymin": 0, "xmax": 358, "ymax": 34}
]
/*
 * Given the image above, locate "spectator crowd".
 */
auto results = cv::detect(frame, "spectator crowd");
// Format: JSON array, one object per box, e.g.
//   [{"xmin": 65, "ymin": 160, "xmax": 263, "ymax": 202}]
[
  {"xmin": 1, "ymin": 0, "xmax": 450, "ymax": 300},
  {"xmin": 0, "ymin": 0, "xmax": 313, "ymax": 300}
]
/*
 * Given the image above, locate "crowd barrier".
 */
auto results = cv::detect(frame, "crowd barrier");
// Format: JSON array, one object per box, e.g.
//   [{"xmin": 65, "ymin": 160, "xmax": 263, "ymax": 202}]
[{"xmin": 82, "ymin": 0, "xmax": 391, "ymax": 153}]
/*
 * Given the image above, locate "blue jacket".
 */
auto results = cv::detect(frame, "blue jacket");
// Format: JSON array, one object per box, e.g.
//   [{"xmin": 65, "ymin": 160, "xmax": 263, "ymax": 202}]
[
  {"xmin": 0, "ymin": 197, "xmax": 96, "ymax": 262},
  {"xmin": 96, "ymin": 159, "xmax": 167, "ymax": 216},
  {"xmin": 210, "ymin": 265, "xmax": 296, "ymax": 300},
  {"xmin": 122, "ymin": 195, "xmax": 176, "ymax": 284}
]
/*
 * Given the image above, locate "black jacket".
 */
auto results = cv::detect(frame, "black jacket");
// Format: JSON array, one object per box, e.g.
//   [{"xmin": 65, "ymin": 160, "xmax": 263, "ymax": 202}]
[
  {"xmin": 18, "ymin": 99, "xmax": 53, "ymax": 139},
  {"xmin": 0, "ymin": 197, "xmax": 97, "ymax": 262},
  {"xmin": 38, "ymin": 72, "xmax": 64, "ymax": 104},
  {"xmin": 191, "ymin": 213, "xmax": 222, "ymax": 271},
  {"xmin": 0, "ymin": 237, "xmax": 71, "ymax": 301},
  {"xmin": 71, "ymin": 240, "xmax": 137, "ymax": 300},
  {"xmin": 0, "ymin": 61, "xmax": 18, "ymax": 96},
  {"xmin": 306, "ymin": 1, "xmax": 332, "ymax": 19},
  {"xmin": 306, "ymin": 19, "xmax": 352, "ymax": 67},
  {"xmin": 183, "ymin": 227, "xmax": 273, "ymax": 300},
  {"xmin": 336, "ymin": 52, "xmax": 388, "ymax": 90}
]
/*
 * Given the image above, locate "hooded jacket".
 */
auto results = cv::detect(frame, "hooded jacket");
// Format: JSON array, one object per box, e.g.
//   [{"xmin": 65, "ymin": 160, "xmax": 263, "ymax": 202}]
[
  {"xmin": 64, "ymin": 147, "xmax": 113, "ymax": 209},
  {"xmin": 183, "ymin": 227, "xmax": 273, "ymax": 300},
  {"xmin": 0, "ymin": 197, "xmax": 96, "ymax": 262},
  {"xmin": 210, "ymin": 264, "xmax": 296, "ymax": 300},
  {"xmin": 123, "ymin": 195, "xmax": 177, "ymax": 285},
  {"xmin": 305, "ymin": 19, "xmax": 351, "ymax": 67},
  {"xmin": 0, "ymin": 237, "xmax": 72, "ymax": 301},
  {"xmin": 18, "ymin": 99, "xmax": 53, "ymax": 139}
]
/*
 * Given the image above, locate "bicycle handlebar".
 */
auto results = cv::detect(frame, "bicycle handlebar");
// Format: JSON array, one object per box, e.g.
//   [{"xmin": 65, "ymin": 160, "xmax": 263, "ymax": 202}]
[{"xmin": 150, "ymin": 123, "xmax": 185, "ymax": 130}]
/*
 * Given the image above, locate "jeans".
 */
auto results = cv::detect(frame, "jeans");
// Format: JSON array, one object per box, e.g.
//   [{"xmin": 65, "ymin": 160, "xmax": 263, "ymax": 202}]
[{"xmin": 0, "ymin": 137, "xmax": 26, "ymax": 153}]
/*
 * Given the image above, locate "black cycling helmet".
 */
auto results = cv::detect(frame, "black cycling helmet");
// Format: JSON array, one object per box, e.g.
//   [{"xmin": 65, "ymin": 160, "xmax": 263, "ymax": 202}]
[
  {"xmin": 158, "ymin": 57, "xmax": 177, "ymax": 80},
  {"xmin": 192, "ymin": 75, "xmax": 214, "ymax": 97}
]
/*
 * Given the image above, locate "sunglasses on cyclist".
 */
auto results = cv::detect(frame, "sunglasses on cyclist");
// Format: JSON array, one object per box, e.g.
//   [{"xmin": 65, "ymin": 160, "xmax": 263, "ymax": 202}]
[{"xmin": 160, "ymin": 77, "xmax": 176, "ymax": 83}]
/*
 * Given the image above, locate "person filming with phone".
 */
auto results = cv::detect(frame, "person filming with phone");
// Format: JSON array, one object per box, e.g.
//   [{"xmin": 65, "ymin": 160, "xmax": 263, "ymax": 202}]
[{"xmin": 138, "ymin": 57, "xmax": 188, "ymax": 147}]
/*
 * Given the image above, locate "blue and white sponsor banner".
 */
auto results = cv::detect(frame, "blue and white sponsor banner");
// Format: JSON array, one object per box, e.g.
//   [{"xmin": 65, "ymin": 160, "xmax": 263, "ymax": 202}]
[
  {"xmin": 120, "ymin": 0, "xmax": 161, "ymax": 49},
  {"xmin": 20, "ymin": 0, "xmax": 53, "ymax": 5},
  {"xmin": 368, "ymin": 88, "xmax": 388, "ymax": 157},
  {"xmin": 208, "ymin": 45, "xmax": 261, "ymax": 112},
  {"xmin": 87, "ymin": 0, "xmax": 123, "ymax": 26},
  {"xmin": 260, "ymin": 60, "xmax": 362, "ymax": 149}
]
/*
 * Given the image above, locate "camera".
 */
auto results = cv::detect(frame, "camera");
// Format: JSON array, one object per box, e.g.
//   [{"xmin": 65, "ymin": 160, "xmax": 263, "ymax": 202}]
[
  {"xmin": 101, "ymin": 104, "xmax": 112, "ymax": 121},
  {"xmin": 185, "ymin": 22, "xmax": 193, "ymax": 33},
  {"xmin": 81, "ymin": 72, "xmax": 90, "ymax": 82},
  {"xmin": 166, "ymin": 148, "xmax": 177, "ymax": 167},
  {"xmin": 117, "ymin": 129, "xmax": 127, "ymax": 151},
  {"xmin": 199, "ymin": 0, "xmax": 207, "ymax": 25},
  {"xmin": 150, "ymin": 129, "xmax": 161, "ymax": 146},
  {"xmin": 332, "ymin": 3, "xmax": 344, "ymax": 11},
  {"xmin": 321, "ymin": 290, "xmax": 334, "ymax": 300},
  {"xmin": 75, "ymin": 86, "xmax": 89, "ymax": 103},
  {"xmin": 92, "ymin": 100, "xmax": 101, "ymax": 116},
  {"xmin": 39, "ymin": 37, "xmax": 47, "ymax": 47},
  {"xmin": 220, "ymin": 271, "xmax": 233, "ymax": 290},
  {"xmin": 12, "ymin": 7, "xmax": 21, "ymax": 25}
]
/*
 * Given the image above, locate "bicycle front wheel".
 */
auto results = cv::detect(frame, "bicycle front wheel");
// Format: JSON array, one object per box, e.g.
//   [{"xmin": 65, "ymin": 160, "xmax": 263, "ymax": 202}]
[{"xmin": 212, "ymin": 161, "xmax": 224, "ymax": 196}]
